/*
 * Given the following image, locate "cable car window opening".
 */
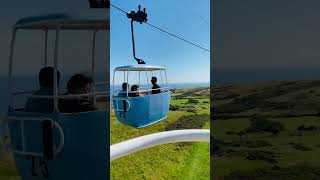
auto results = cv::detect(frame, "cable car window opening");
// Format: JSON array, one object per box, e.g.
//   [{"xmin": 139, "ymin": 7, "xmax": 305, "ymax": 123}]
[{"xmin": 9, "ymin": 28, "xmax": 109, "ymax": 113}]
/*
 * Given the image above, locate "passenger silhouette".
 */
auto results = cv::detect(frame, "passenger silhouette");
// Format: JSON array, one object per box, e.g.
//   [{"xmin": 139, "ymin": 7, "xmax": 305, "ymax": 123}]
[
  {"xmin": 118, "ymin": 83, "xmax": 129, "ymax": 97},
  {"xmin": 129, "ymin": 85, "xmax": 140, "ymax": 97},
  {"xmin": 151, "ymin": 76, "xmax": 161, "ymax": 94},
  {"xmin": 88, "ymin": 0, "xmax": 98, "ymax": 8},
  {"xmin": 59, "ymin": 74, "xmax": 97, "ymax": 113},
  {"xmin": 25, "ymin": 67, "xmax": 60, "ymax": 113}
]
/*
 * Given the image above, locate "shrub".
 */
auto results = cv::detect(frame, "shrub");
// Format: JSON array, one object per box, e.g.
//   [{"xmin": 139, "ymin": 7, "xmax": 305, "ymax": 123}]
[
  {"xmin": 169, "ymin": 105, "xmax": 180, "ymax": 111},
  {"xmin": 246, "ymin": 114, "xmax": 284, "ymax": 134},
  {"xmin": 226, "ymin": 131, "xmax": 235, "ymax": 135},
  {"xmin": 290, "ymin": 142, "xmax": 312, "ymax": 151},
  {"xmin": 186, "ymin": 108, "xmax": 197, "ymax": 113},
  {"xmin": 187, "ymin": 98, "xmax": 199, "ymax": 104},
  {"xmin": 297, "ymin": 124, "xmax": 317, "ymax": 131},
  {"xmin": 246, "ymin": 150, "xmax": 277, "ymax": 164}
]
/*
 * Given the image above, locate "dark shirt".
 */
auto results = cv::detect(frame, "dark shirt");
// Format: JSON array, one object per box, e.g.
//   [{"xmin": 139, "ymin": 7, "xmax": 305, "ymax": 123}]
[
  {"xmin": 58, "ymin": 97, "xmax": 98, "ymax": 113},
  {"xmin": 25, "ymin": 87, "xmax": 54, "ymax": 113},
  {"xmin": 128, "ymin": 92, "xmax": 139, "ymax": 97},
  {"xmin": 117, "ymin": 90, "xmax": 128, "ymax": 97},
  {"xmin": 151, "ymin": 84, "xmax": 161, "ymax": 94}
]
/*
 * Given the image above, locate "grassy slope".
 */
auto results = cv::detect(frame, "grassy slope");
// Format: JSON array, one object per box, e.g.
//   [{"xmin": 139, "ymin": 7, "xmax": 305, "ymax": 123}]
[
  {"xmin": 0, "ymin": 87, "xmax": 210, "ymax": 179},
  {"xmin": 111, "ymin": 87, "xmax": 210, "ymax": 179},
  {"xmin": 0, "ymin": 116, "xmax": 20, "ymax": 180},
  {"xmin": 212, "ymin": 81, "xmax": 320, "ymax": 179}
]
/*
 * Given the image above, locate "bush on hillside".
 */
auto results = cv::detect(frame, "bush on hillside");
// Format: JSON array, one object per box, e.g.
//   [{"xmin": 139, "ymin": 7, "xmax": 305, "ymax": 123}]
[
  {"xmin": 297, "ymin": 124, "xmax": 318, "ymax": 131},
  {"xmin": 187, "ymin": 98, "xmax": 199, "ymax": 104},
  {"xmin": 169, "ymin": 104, "xmax": 180, "ymax": 111},
  {"xmin": 246, "ymin": 114, "xmax": 285, "ymax": 134}
]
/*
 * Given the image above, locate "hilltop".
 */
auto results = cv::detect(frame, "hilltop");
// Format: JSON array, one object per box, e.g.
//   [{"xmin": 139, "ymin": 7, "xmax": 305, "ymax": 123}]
[
  {"xmin": 213, "ymin": 80, "xmax": 320, "ymax": 119},
  {"xmin": 212, "ymin": 80, "xmax": 320, "ymax": 179},
  {"xmin": 111, "ymin": 86, "xmax": 210, "ymax": 179}
]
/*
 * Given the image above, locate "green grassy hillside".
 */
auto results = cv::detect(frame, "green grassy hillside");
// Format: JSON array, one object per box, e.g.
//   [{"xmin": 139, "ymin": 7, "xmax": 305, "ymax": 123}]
[
  {"xmin": 111, "ymin": 87, "xmax": 210, "ymax": 179},
  {"xmin": 0, "ymin": 87, "xmax": 210, "ymax": 180},
  {"xmin": 212, "ymin": 81, "xmax": 320, "ymax": 179}
]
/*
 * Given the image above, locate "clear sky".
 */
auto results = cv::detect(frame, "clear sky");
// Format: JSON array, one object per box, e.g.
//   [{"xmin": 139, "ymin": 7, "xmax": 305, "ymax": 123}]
[
  {"xmin": 0, "ymin": 0, "xmax": 108, "ymax": 77},
  {"xmin": 212, "ymin": 0, "xmax": 320, "ymax": 83},
  {"xmin": 110, "ymin": 0, "xmax": 210, "ymax": 83},
  {"xmin": 214, "ymin": 0, "xmax": 320, "ymax": 70}
]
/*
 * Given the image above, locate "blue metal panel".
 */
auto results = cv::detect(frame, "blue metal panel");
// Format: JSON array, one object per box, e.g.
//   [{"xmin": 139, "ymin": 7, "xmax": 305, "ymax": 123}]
[
  {"xmin": 7, "ymin": 110, "xmax": 109, "ymax": 180},
  {"xmin": 113, "ymin": 91, "xmax": 171, "ymax": 128}
]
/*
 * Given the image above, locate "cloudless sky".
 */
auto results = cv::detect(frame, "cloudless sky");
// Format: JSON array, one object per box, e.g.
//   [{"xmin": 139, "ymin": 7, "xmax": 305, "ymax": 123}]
[
  {"xmin": 0, "ymin": 1, "xmax": 107, "ymax": 77},
  {"xmin": 0, "ymin": 1, "xmax": 108, "ymax": 113},
  {"xmin": 214, "ymin": 0, "xmax": 320, "ymax": 70},
  {"xmin": 110, "ymin": 0, "xmax": 210, "ymax": 83}
]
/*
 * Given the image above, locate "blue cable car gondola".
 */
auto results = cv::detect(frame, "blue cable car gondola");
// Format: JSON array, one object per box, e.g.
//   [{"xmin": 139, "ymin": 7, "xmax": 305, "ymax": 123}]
[
  {"xmin": 112, "ymin": 65, "xmax": 171, "ymax": 128},
  {"xmin": 111, "ymin": 6, "xmax": 171, "ymax": 128},
  {"xmin": 5, "ymin": 11, "xmax": 109, "ymax": 180}
]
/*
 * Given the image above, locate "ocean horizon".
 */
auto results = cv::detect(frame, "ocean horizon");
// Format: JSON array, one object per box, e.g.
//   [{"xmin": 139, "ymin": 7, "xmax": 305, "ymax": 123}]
[{"xmin": 0, "ymin": 75, "xmax": 209, "ymax": 114}]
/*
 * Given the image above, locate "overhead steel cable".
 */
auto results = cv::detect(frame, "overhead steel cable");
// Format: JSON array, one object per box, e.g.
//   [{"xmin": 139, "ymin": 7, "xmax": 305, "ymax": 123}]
[
  {"xmin": 110, "ymin": 2, "xmax": 210, "ymax": 53},
  {"xmin": 110, "ymin": 3, "xmax": 127, "ymax": 14},
  {"xmin": 145, "ymin": 22, "xmax": 210, "ymax": 52}
]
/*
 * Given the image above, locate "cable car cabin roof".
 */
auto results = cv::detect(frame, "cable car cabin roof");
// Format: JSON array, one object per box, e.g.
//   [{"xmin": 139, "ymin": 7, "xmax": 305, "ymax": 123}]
[
  {"xmin": 14, "ymin": 11, "xmax": 109, "ymax": 30},
  {"xmin": 115, "ymin": 65, "xmax": 166, "ymax": 71}
]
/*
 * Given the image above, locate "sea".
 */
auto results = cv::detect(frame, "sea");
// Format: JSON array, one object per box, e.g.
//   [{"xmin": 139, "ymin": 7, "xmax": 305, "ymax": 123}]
[
  {"xmin": 0, "ymin": 75, "xmax": 209, "ymax": 114},
  {"xmin": 2, "ymin": 67, "xmax": 320, "ymax": 114}
]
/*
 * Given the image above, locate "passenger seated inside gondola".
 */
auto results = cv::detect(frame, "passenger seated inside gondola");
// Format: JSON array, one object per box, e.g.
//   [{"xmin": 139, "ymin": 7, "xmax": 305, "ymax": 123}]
[
  {"xmin": 151, "ymin": 76, "xmax": 161, "ymax": 94},
  {"xmin": 59, "ymin": 74, "xmax": 98, "ymax": 113},
  {"xmin": 25, "ymin": 67, "xmax": 60, "ymax": 113},
  {"xmin": 129, "ymin": 85, "xmax": 140, "ymax": 97},
  {"xmin": 118, "ymin": 83, "xmax": 129, "ymax": 97}
]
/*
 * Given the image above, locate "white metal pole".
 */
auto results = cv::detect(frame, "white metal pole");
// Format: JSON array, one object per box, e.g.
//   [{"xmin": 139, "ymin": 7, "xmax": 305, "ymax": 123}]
[
  {"xmin": 8, "ymin": 28, "xmax": 17, "ymax": 110},
  {"xmin": 91, "ymin": 30, "xmax": 97, "ymax": 105},
  {"xmin": 160, "ymin": 70, "xmax": 164, "ymax": 87},
  {"xmin": 146, "ymin": 71, "xmax": 149, "ymax": 94},
  {"xmin": 110, "ymin": 129, "xmax": 210, "ymax": 161},
  {"xmin": 126, "ymin": 71, "xmax": 129, "ymax": 96},
  {"xmin": 112, "ymin": 70, "xmax": 115, "ymax": 97},
  {"xmin": 53, "ymin": 28, "xmax": 60, "ymax": 112},
  {"xmin": 138, "ymin": 71, "xmax": 140, "ymax": 88},
  {"xmin": 21, "ymin": 120, "xmax": 25, "ymax": 152},
  {"xmin": 164, "ymin": 70, "xmax": 168, "ymax": 87},
  {"xmin": 44, "ymin": 29, "xmax": 48, "ymax": 66}
]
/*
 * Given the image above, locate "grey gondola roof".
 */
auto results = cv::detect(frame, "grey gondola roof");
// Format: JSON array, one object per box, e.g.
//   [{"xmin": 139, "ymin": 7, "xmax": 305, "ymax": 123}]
[
  {"xmin": 115, "ymin": 65, "xmax": 166, "ymax": 71},
  {"xmin": 14, "ymin": 11, "xmax": 109, "ymax": 30}
]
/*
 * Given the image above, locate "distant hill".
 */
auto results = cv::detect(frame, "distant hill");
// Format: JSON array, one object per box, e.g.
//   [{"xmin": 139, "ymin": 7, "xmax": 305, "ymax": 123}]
[{"xmin": 212, "ymin": 80, "xmax": 320, "ymax": 119}]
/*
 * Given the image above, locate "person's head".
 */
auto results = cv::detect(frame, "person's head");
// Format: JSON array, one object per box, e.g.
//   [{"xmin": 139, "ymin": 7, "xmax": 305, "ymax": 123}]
[
  {"xmin": 122, "ymin": 83, "xmax": 128, "ymax": 90},
  {"xmin": 39, "ymin": 67, "xmax": 60, "ymax": 89},
  {"xmin": 67, "ymin": 74, "xmax": 93, "ymax": 94},
  {"xmin": 131, "ymin": 85, "xmax": 139, "ymax": 92},
  {"xmin": 151, "ymin": 76, "xmax": 157, "ymax": 85}
]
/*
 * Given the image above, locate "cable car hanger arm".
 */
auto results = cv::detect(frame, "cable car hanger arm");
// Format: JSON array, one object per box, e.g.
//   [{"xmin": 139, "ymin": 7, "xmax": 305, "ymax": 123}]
[
  {"xmin": 110, "ymin": 3, "xmax": 210, "ymax": 53},
  {"xmin": 127, "ymin": 5, "xmax": 147, "ymax": 64}
]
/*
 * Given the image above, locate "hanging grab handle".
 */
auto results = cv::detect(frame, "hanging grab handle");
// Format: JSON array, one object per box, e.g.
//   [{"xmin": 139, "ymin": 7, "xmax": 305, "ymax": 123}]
[{"xmin": 127, "ymin": 5, "xmax": 148, "ymax": 64}]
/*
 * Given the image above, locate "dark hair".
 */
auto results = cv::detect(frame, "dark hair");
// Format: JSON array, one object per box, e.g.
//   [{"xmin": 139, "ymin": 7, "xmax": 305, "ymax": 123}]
[
  {"xmin": 122, "ymin": 83, "xmax": 128, "ymax": 90},
  {"xmin": 67, "ymin": 74, "xmax": 93, "ymax": 94},
  {"xmin": 151, "ymin": 76, "xmax": 157, "ymax": 82},
  {"xmin": 39, "ymin": 67, "xmax": 60, "ymax": 88},
  {"xmin": 131, "ymin": 85, "xmax": 139, "ymax": 91}
]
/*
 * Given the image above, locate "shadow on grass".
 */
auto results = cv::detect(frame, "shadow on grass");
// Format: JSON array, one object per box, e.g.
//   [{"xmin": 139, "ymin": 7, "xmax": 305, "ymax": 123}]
[
  {"xmin": 164, "ymin": 114, "xmax": 209, "ymax": 149},
  {"xmin": 225, "ymin": 164, "xmax": 320, "ymax": 180},
  {"xmin": 164, "ymin": 114, "xmax": 209, "ymax": 131}
]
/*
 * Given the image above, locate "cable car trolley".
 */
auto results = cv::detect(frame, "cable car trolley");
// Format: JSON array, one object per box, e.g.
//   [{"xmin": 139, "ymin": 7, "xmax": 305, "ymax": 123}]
[
  {"xmin": 5, "ymin": 11, "xmax": 109, "ymax": 180},
  {"xmin": 112, "ymin": 65, "xmax": 171, "ymax": 128}
]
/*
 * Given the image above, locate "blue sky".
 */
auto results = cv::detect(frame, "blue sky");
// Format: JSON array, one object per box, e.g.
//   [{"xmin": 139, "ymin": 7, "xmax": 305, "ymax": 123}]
[
  {"xmin": 214, "ymin": 0, "xmax": 320, "ymax": 70},
  {"xmin": 110, "ymin": 0, "xmax": 210, "ymax": 83},
  {"xmin": 0, "ymin": 1, "xmax": 107, "ymax": 77}
]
